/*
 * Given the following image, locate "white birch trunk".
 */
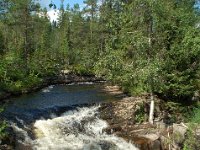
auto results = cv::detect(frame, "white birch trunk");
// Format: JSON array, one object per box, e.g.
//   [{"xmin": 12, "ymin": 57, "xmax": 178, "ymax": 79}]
[{"xmin": 149, "ymin": 93, "xmax": 154, "ymax": 124}]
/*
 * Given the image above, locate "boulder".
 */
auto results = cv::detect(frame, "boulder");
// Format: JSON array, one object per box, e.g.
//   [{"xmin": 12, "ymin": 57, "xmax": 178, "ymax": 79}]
[
  {"xmin": 103, "ymin": 124, "xmax": 122, "ymax": 134},
  {"xmin": 60, "ymin": 69, "xmax": 70, "ymax": 75},
  {"xmin": 134, "ymin": 134, "xmax": 161, "ymax": 150},
  {"xmin": 172, "ymin": 123, "xmax": 187, "ymax": 144}
]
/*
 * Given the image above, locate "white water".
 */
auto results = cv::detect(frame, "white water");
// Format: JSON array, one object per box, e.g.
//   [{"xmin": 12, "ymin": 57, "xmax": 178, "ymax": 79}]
[
  {"xmin": 42, "ymin": 85, "xmax": 54, "ymax": 93},
  {"xmin": 12, "ymin": 106, "xmax": 138, "ymax": 150}
]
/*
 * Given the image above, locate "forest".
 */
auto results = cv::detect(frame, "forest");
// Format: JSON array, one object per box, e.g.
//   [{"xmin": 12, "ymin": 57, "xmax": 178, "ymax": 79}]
[
  {"xmin": 0, "ymin": 0, "xmax": 199, "ymax": 101},
  {"xmin": 0, "ymin": 0, "xmax": 200, "ymax": 149}
]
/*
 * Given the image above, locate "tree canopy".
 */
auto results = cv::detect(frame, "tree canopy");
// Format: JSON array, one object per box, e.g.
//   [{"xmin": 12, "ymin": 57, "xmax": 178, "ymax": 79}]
[{"xmin": 0, "ymin": 0, "xmax": 199, "ymax": 102}]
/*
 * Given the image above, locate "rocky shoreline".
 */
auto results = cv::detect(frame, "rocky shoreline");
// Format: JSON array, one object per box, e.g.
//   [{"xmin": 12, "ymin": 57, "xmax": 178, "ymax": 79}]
[{"xmin": 99, "ymin": 86, "xmax": 193, "ymax": 150}]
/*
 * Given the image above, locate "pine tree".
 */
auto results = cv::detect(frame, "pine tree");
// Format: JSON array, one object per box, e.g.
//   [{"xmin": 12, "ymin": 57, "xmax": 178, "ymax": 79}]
[{"xmin": 4, "ymin": 0, "xmax": 40, "ymax": 72}]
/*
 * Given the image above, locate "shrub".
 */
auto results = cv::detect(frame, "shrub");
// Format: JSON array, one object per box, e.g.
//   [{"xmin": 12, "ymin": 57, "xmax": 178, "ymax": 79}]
[{"xmin": 183, "ymin": 107, "xmax": 200, "ymax": 150}]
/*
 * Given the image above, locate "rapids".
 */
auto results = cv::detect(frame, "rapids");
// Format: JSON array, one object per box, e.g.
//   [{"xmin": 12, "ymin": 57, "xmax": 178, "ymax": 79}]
[{"xmin": 3, "ymin": 83, "xmax": 138, "ymax": 150}]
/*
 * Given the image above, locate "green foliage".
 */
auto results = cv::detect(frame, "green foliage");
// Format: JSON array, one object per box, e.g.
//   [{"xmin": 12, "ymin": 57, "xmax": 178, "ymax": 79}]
[
  {"xmin": 134, "ymin": 104, "xmax": 145, "ymax": 123},
  {"xmin": 0, "ymin": 74, "xmax": 42, "ymax": 93},
  {"xmin": 163, "ymin": 101, "xmax": 194, "ymax": 123},
  {"xmin": 183, "ymin": 107, "xmax": 200, "ymax": 150},
  {"xmin": 0, "ymin": 108, "xmax": 7, "ymax": 141},
  {"xmin": 155, "ymin": 27, "xmax": 200, "ymax": 101},
  {"xmin": 189, "ymin": 107, "xmax": 200, "ymax": 123},
  {"xmin": 0, "ymin": 0, "xmax": 199, "ymax": 103},
  {"xmin": 0, "ymin": 121, "xmax": 7, "ymax": 140},
  {"xmin": 0, "ymin": 0, "xmax": 70, "ymax": 94},
  {"xmin": 0, "ymin": 30, "xmax": 5, "ymax": 54},
  {"xmin": 0, "ymin": 52, "xmax": 44, "ymax": 93},
  {"xmin": 23, "ymin": 73, "xmax": 42, "ymax": 89},
  {"xmin": 94, "ymin": 0, "xmax": 200, "ymax": 102},
  {"xmin": 183, "ymin": 130, "xmax": 200, "ymax": 150},
  {"xmin": 29, "ymin": 52, "xmax": 61, "ymax": 78},
  {"xmin": 72, "ymin": 64, "xmax": 94, "ymax": 76}
]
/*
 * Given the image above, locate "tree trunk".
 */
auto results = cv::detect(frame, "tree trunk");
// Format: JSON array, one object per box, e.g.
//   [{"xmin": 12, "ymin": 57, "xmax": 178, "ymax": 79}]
[
  {"xmin": 149, "ymin": 93, "xmax": 154, "ymax": 124},
  {"xmin": 24, "ymin": 6, "xmax": 29, "ymax": 73}
]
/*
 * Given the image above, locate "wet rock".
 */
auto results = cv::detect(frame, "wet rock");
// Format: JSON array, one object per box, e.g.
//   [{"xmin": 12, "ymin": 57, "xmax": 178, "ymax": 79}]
[
  {"xmin": 152, "ymin": 140, "xmax": 161, "ymax": 150},
  {"xmin": 84, "ymin": 142, "xmax": 117, "ymax": 150},
  {"xmin": 135, "ymin": 134, "xmax": 161, "ymax": 150},
  {"xmin": 132, "ymin": 136, "xmax": 150, "ymax": 150},
  {"xmin": 98, "ymin": 140, "xmax": 117, "ymax": 150},
  {"xmin": 103, "ymin": 125, "xmax": 122, "ymax": 134},
  {"xmin": 0, "ymin": 144, "xmax": 13, "ymax": 150},
  {"xmin": 15, "ymin": 142, "xmax": 32, "ymax": 150}
]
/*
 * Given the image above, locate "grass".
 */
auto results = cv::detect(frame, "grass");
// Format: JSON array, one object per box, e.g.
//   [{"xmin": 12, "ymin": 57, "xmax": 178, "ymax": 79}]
[
  {"xmin": 190, "ymin": 107, "xmax": 200, "ymax": 123},
  {"xmin": 183, "ymin": 106, "xmax": 200, "ymax": 150}
]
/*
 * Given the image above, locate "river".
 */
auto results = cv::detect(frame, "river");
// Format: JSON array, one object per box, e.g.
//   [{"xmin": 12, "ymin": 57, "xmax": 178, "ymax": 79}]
[{"xmin": 2, "ymin": 83, "xmax": 138, "ymax": 150}]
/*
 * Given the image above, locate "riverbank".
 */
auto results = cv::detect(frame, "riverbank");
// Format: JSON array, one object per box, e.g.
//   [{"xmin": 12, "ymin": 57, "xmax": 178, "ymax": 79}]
[
  {"xmin": 99, "ymin": 86, "xmax": 198, "ymax": 150},
  {"xmin": 0, "ymin": 77, "xmax": 198, "ymax": 150},
  {"xmin": 0, "ymin": 73, "xmax": 104, "ymax": 104}
]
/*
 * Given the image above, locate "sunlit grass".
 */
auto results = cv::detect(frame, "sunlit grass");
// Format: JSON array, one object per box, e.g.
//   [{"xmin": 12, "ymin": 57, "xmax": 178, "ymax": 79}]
[{"xmin": 191, "ymin": 107, "xmax": 200, "ymax": 123}]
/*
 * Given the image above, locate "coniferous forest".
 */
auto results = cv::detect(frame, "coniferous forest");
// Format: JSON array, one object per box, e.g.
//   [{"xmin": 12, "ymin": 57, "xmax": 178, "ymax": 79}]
[
  {"xmin": 1, "ymin": 0, "xmax": 200, "ymax": 149},
  {"xmin": 0, "ymin": 0, "xmax": 199, "ymax": 101}
]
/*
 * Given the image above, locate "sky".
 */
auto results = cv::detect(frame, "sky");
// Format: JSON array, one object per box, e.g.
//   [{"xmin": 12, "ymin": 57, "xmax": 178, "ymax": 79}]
[
  {"xmin": 39, "ymin": 0, "xmax": 84, "ymax": 10},
  {"xmin": 38, "ymin": 0, "xmax": 84, "ymax": 22}
]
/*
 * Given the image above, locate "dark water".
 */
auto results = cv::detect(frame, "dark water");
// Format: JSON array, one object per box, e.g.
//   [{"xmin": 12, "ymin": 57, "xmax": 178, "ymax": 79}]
[{"xmin": 2, "ymin": 83, "xmax": 118, "ymax": 125}]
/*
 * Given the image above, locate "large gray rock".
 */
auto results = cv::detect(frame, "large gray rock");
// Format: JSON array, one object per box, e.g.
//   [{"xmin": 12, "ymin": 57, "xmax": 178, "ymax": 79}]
[{"xmin": 172, "ymin": 123, "xmax": 187, "ymax": 144}]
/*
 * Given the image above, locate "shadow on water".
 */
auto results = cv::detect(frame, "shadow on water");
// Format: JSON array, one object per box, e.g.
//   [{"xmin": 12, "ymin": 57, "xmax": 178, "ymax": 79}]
[{"xmin": 2, "ymin": 83, "xmax": 119, "ymax": 125}]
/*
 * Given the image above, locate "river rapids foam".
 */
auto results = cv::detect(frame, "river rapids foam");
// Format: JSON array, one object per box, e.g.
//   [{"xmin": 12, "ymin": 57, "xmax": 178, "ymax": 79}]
[{"xmin": 12, "ymin": 106, "xmax": 138, "ymax": 150}]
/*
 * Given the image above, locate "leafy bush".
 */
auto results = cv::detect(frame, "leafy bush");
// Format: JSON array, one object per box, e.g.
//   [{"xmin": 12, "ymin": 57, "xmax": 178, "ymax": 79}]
[
  {"xmin": 1, "ymin": 80, "xmax": 24, "ymax": 93},
  {"xmin": 0, "ymin": 71, "xmax": 42, "ymax": 93},
  {"xmin": 23, "ymin": 73, "xmax": 43, "ymax": 89},
  {"xmin": 72, "ymin": 64, "xmax": 94, "ymax": 76}
]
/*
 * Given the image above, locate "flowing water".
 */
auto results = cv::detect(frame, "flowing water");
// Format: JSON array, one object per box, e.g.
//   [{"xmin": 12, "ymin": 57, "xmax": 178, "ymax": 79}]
[{"xmin": 2, "ymin": 83, "xmax": 138, "ymax": 150}]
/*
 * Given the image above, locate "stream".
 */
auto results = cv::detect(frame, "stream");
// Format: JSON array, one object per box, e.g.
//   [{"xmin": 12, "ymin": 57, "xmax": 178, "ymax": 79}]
[{"xmin": 2, "ymin": 83, "xmax": 138, "ymax": 150}]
